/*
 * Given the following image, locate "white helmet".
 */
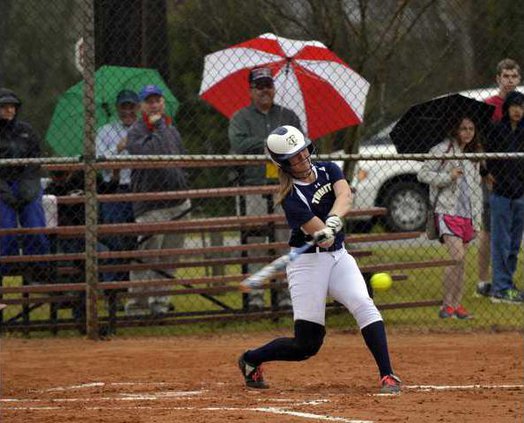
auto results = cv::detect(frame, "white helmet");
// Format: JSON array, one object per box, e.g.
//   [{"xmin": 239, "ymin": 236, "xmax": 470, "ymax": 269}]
[{"xmin": 266, "ymin": 126, "xmax": 314, "ymax": 173}]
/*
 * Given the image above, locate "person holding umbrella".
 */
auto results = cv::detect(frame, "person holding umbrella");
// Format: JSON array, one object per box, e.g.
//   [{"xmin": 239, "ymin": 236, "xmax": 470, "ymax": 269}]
[
  {"xmin": 417, "ymin": 116, "xmax": 483, "ymax": 319},
  {"xmin": 228, "ymin": 66, "xmax": 301, "ymax": 311}
]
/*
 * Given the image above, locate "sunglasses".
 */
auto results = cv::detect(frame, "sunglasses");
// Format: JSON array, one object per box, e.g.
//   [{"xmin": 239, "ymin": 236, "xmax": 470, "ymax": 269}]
[{"xmin": 251, "ymin": 81, "xmax": 274, "ymax": 90}]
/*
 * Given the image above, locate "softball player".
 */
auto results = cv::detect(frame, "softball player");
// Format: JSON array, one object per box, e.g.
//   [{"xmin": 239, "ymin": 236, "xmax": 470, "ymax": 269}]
[{"xmin": 238, "ymin": 125, "xmax": 401, "ymax": 394}]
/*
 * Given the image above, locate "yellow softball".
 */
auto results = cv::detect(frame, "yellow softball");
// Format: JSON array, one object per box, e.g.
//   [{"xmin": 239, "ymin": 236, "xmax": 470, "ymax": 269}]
[{"xmin": 370, "ymin": 273, "xmax": 393, "ymax": 291}]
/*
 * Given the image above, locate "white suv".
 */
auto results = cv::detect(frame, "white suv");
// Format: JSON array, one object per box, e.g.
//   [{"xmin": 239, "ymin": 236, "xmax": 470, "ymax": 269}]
[{"xmin": 350, "ymin": 86, "xmax": 523, "ymax": 232}]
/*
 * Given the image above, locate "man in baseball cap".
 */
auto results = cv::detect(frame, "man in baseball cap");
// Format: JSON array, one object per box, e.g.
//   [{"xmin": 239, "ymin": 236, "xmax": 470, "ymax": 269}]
[
  {"xmin": 95, "ymin": 88, "xmax": 140, "ymax": 282},
  {"xmin": 124, "ymin": 83, "xmax": 190, "ymax": 316},
  {"xmin": 228, "ymin": 66, "xmax": 302, "ymax": 311}
]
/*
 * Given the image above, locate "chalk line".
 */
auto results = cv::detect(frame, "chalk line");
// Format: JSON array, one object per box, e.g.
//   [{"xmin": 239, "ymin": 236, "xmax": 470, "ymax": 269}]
[{"xmin": 1, "ymin": 404, "xmax": 372, "ymax": 422}]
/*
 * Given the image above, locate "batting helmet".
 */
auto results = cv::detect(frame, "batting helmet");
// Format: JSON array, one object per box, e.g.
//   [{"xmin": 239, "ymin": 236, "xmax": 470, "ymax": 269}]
[{"xmin": 266, "ymin": 125, "xmax": 314, "ymax": 170}]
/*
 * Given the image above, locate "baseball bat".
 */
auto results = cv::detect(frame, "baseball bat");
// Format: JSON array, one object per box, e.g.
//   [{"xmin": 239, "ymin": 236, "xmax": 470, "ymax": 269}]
[{"xmin": 239, "ymin": 242, "xmax": 313, "ymax": 292}]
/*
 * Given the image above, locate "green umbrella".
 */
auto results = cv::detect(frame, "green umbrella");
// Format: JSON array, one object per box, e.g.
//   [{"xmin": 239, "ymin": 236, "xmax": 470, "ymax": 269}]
[{"xmin": 46, "ymin": 65, "xmax": 179, "ymax": 156}]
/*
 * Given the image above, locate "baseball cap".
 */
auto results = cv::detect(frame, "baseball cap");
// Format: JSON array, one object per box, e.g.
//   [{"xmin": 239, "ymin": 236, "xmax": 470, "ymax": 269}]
[
  {"xmin": 248, "ymin": 67, "xmax": 274, "ymax": 85},
  {"xmin": 116, "ymin": 89, "xmax": 139, "ymax": 105},
  {"xmin": 139, "ymin": 84, "xmax": 164, "ymax": 101}
]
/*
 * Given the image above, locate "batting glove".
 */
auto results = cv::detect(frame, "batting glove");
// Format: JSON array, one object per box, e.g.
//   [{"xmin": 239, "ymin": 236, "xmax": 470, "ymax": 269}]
[
  {"xmin": 313, "ymin": 227, "xmax": 336, "ymax": 248},
  {"xmin": 325, "ymin": 214, "xmax": 344, "ymax": 233}
]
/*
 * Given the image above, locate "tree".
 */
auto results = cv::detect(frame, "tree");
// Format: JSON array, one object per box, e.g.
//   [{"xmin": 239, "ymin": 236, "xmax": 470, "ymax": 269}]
[{"xmin": 0, "ymin": 0, "xmax": 82, "ymax": 149}]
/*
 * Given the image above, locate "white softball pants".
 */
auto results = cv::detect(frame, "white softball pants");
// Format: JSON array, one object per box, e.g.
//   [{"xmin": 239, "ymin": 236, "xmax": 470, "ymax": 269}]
[{"xmin": 286, "ymin": 248, "xmax": 383, "ymax": 328}]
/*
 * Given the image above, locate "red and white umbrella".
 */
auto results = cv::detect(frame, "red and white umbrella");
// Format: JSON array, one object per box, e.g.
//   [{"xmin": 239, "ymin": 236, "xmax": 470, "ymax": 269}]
[{"xmin": 199, "ymin": 33, "xmax": 370, "ymax": 140}]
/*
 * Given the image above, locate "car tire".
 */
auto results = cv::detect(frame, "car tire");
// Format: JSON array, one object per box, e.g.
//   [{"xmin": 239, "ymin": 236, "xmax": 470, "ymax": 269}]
[{"xmin": 382, "ymin": 181, "xmax": 428, "ymax": 232}]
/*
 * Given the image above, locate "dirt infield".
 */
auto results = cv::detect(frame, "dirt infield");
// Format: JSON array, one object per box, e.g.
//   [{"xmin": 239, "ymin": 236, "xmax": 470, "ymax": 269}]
[{"xmin": 1, "ymin": 331, "xmax": 523, "ymax": 422}]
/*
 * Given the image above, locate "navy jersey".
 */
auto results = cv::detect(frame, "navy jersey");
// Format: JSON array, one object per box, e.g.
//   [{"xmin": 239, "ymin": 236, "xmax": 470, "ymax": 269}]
[{"xmin": 282, "ymin": 161, "xmax": 345, "ymax": 248}]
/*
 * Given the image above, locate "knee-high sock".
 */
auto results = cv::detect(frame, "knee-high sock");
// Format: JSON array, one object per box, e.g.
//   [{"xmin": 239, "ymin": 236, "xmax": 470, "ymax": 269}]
[
  {"xmin": 361, "ymin": 320, "xmax": 393, "ymax": 378},
  {"xmin": 245, "ymin": 320, "xmax": 325, "ymax": 365}
]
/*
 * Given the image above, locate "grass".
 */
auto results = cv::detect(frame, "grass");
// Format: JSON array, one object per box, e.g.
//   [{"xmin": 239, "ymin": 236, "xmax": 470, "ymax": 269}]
[{"xmin": 1, "ymin": 241, "xmax": 523, "ymax": 338}]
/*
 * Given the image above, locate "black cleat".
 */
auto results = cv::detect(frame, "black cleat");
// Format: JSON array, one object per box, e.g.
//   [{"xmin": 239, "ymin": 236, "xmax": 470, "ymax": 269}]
[{"xmin": 238, "ymin": 353, "xmax": 269, "ymax": 389}]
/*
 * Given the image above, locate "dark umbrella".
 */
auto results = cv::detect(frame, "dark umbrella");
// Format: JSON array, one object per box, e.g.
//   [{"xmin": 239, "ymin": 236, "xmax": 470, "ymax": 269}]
[{"xmin": 390, "ymin": 94, "xmax": 495, "ymax": 154}]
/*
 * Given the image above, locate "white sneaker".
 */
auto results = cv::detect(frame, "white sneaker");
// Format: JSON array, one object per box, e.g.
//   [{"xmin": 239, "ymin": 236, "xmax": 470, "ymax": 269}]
[
  {"xmin": 124, "ymin": 305, "xmax": 149, "ymax": 317},
  {"xmin": 150, "ymin": 303, "xmax": 174, "ymax": 316}
]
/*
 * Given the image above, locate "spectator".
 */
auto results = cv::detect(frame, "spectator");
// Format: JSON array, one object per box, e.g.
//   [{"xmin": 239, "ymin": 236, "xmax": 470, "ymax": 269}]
[
  {"xmin": 484, "ymin": 91, "xmax": 524, "ymax": 303},
  {"xmin": 485, "ymin": 59, "xmax": 521, "ymax": 122},
  {"xmin": 228, "ymin": 66, "xmax": 301, "ymax": 311},
  {"xmin": 477, "ymin": 59, "xmax": 521, "ymax": 295},
  {"xmin": 125, "ymin": 84, "xmax": 191, "ymax": 316},
  {"xmin": 96, "ymin": 89, "xmax": 139, "ymax": 280},
  {"xmin": 418, "ymin": 117, "xmax": 483, "ymax": 319},
  {"xmin": 0, "ymin": 88, "xmax": 50, "ymax": 284}
]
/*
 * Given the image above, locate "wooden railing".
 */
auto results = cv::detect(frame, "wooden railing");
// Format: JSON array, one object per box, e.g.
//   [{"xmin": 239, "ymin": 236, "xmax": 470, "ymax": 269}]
[{"xmin": 0, "ymin": 187, "xmax": 452, "ymax": 335}]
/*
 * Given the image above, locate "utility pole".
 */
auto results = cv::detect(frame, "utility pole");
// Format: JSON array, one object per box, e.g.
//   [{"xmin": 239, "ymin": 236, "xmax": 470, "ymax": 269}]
[{"xmin": 94, "ymin": 0, "xmax": 170, "ymax": 83}]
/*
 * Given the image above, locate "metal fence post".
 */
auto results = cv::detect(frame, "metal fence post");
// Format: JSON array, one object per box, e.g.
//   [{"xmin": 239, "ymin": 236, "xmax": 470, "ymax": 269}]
[{"xmin": 82, "ymin": 0, "xmax": 99, "ymax": 340}]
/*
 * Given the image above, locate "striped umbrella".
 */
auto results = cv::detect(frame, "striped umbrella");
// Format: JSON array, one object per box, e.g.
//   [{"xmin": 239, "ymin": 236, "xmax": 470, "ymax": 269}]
[{"xmin": 199, "ymin": 33, "xmax": 370, "ymax": 140}]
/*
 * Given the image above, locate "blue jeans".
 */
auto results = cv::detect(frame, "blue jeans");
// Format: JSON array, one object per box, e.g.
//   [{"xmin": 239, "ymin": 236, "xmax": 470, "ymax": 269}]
[
  {"xmin": 99, "ymin": 194, "xmax": 135, "ymax": 282},
  {"xmin": 0, "ymin": 188, "xmax": 50, "ymax": 278},
  {"xmin": 490, "ymin": 193, "xmax": 524, "ymax": 294}
]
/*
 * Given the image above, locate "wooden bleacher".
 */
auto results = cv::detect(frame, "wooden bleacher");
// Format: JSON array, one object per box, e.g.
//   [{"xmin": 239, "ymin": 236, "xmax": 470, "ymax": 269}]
[{"xmin": 0, "ymin": 185, "xmax": 454, "ymax": 335}]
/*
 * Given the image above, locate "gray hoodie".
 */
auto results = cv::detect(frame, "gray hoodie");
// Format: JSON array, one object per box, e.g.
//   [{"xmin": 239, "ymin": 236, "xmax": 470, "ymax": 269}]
[{"xmin": 418, "ymin": 139, "xmax": 482, "ymax": 230}]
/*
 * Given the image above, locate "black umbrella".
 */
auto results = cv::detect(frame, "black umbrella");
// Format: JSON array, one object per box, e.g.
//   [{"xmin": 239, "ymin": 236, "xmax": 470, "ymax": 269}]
[{"xmin": 390, "ymin": 94, "xmax": 495, "ymax": 154}]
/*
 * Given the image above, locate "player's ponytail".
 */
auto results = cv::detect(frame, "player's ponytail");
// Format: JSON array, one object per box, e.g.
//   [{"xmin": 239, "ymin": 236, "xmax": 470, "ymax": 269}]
[{"xmin": 276, "ymin": 168, "xmax": 293, "ymax": 205}]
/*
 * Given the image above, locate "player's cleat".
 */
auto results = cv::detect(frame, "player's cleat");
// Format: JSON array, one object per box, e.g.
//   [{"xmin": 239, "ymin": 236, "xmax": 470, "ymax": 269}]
[
  {"xmin": 438, "ymin": 305, "xmax": 455, "ymax": 319},
  {"xmin": 454, "ymin": 304, "xmax": 473, "ymax": 320},
  {"xmin": 475, "ymin": 281, "xmax": 492, "ymax": 298},
  {"xmin": 490, "ymin": 288, "xmax": 524, "ymax": 304},
  {"xmin": 380, "ymin": 374, "xmax": 401, "ymax": 394},
  {"xmin": 238, "ymin": 353, "xmax": 269, "ymax": 389}
]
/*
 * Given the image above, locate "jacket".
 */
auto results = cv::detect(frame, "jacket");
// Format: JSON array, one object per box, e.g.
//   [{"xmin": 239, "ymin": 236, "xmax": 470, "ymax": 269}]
[
  {"xmin": 0, "ymin": 97, "xmax": 43, "ymax": 206},
  {"xmin": 418, "ymin": 139, "xmax": 483, "ymax": 230},
  {"xmin": 485, "ymin": 92, "xmax": 524, "ymax": 199},
  {"xmin": 228, "ymin": 103, "xmax": 302, "ymax": 185},
  {"xmin": 127, "ymin": 114, "xmax": 189, "ymax": 217}
]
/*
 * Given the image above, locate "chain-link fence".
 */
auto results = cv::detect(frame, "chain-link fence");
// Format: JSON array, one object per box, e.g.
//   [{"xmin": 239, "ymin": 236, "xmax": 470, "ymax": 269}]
[{"xmin": 1, "ymin": 0, "xmax": 523, "ymax": 338}]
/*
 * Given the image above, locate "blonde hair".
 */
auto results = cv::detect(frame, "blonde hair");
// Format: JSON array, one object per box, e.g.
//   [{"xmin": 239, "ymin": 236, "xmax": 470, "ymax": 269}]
[{"xmin": 275, "ymin": 168, "xmax": 294, "ymax": 205}]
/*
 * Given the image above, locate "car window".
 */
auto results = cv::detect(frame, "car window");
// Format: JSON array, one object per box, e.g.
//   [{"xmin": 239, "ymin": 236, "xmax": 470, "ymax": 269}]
[{"xmin": 360, "ymin": 122, "xmax": 395, "ymax": 147}]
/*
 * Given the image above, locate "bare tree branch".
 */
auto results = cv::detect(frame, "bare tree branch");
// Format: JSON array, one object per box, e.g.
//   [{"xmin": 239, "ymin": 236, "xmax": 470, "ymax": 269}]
[
  {"xmin": 382, "ymin": 0, "xmax": 435, "ymax": 63},
  {"xmin": 263, "ymin": 0, "xmax": 314, "ymax": 37},
  {"xmin": 367, "ymin": 0, "xmax": 410, "ymax": 58}
]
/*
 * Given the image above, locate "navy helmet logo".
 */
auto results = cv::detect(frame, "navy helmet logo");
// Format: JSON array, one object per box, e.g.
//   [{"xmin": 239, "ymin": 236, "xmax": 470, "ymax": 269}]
[{"xmin": 286, "ymin": 134, "xmax": 298, "ymax": 147}]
